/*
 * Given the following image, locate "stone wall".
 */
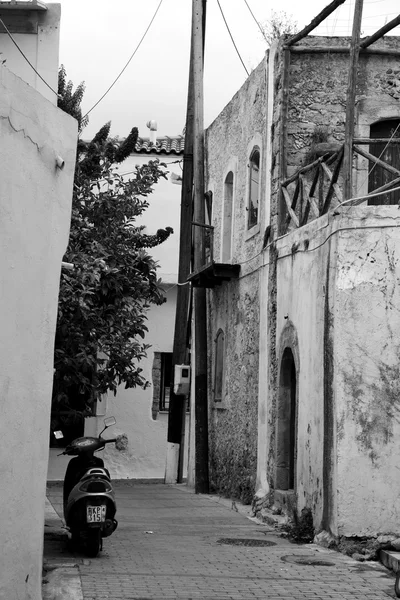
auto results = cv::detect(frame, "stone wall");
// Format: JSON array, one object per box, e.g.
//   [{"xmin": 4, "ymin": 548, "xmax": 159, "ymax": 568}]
[{"xmin": 205, "ymin": 59, "xmax": 267, "ymax": 502}]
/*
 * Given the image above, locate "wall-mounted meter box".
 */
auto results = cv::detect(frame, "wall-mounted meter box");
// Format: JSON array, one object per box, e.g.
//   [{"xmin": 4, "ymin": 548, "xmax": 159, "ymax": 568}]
[{"xmin": 173, "ymin": 364, "xmax": 191, "ymax": 395}]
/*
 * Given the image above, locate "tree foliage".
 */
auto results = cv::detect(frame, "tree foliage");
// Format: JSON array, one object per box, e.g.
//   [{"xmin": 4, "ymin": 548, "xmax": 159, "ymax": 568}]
[
  {"xmin": 53, "ymin": 70, "xmax": 173, "ymax": 419},
  {"xmin": 260, "ymin": 10, "xmax": 298, "ymax": 46},
  {"xmin": 58, "ymin": 65, "xmax": 89, "ymax": 133}
]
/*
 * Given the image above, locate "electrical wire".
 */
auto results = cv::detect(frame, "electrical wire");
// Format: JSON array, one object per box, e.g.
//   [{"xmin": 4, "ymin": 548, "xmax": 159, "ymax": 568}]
[
  {"xmin": 242, "ymin": 0, "xmax": 268, "ymax": 43},
  {"xmin": 82, "ymin": 0, "xmax": 164, "ymax": 119},
  {"xmin": 0, "ymin": 16, "xmax": 59, "ymax": 97},
  {"xmin": 216, "ymin": 0, "xmax": 249, "ymax": 76}
]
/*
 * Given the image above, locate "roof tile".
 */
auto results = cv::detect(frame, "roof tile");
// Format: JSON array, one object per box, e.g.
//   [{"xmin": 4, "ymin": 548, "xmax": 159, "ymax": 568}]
[{"xmin": 134, "ymin": 136, "xmax": 185, "ymax": 155}]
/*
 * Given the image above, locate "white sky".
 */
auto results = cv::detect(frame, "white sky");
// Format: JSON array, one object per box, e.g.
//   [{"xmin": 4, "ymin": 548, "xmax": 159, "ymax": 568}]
[{"xmin": 58, "ymin": 0, "xmax": 400, "ymax": 140}]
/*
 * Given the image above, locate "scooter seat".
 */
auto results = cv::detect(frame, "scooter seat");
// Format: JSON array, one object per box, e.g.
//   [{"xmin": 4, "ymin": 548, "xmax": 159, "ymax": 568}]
[{"xmin": 80, "ymin": 468, "xmax": 111, "ymax": 482}]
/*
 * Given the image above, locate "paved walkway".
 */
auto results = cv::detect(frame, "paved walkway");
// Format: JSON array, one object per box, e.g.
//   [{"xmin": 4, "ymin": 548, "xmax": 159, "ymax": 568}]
[{"xmin": 44, "ymin": 482, "xmax": 396, "ymax": 600}]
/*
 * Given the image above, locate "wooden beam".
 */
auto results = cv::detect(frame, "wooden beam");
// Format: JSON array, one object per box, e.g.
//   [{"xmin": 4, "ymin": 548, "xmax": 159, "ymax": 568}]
[
  {"xmin": 281, "ymin": 185, "xmax": 300, "ymax": 227},
  {"xmin": 300, "ymin": 175, "xmax": 320, "ymax": 219},
  {"xmin": 322, "ymin": 148, "xmax": 344, "ymax": 214},
  {"xmin": 343, "ymin": 0, "xmax": 364, "ymax": 200},
  {"xmin": 360, "ymin": 14, "xmax": 400, "ymax": 49},
  {"xmin": 286, "ymin": 0, "xmax": 346, "ymax": 46},
  {"xmin": 285, "ymin": 178, "xmax": 300, "ymax": 228},
  {"xmin": 281, "ymin": 153, "xmax": 336, "ymax": 186},
  {"xmin": 346, "ymin": 175, "xmax": 400, "ymax": 205},
  {"xmin": 353, "ymin": 145, "xmax": 400, "ymax": 177},
  {"xmin": 354, "ymin": 137, "xmax": 400, "ymax": 145},
  {"xmin": 320, "ymin": 161, "xmax": 343, "ymax": 203},
  {"xmin": 290, "ymin": 46, "xmax": 400, "ymax": 57}
]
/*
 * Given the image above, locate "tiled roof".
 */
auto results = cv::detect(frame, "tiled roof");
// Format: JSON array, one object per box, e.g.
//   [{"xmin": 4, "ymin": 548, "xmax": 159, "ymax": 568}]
[{"xmin": 134, "ymin": 136, "xmax": 185, "ymax": 155}]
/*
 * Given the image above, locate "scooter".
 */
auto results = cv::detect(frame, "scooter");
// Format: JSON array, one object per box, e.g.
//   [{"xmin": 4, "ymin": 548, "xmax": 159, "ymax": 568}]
[{"xmin": 59, "ymin": 416, "xmax": 119, "ymax": 557}]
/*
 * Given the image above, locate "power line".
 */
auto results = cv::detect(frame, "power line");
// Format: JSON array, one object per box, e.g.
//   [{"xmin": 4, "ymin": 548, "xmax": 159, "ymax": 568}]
[
  {"xmin": 243, "ymin": 0, "xmax": 268, "ymax": 43},
  {"xmin": 216, "ymin": 0, "xmax": 249, "ymax": 76},
  {"xmin": 0, "ymin": 16, "xmax": 59, "ymax": 97},
  {"xmin": 82, "ymin": 0, "xmax": 164, "ymax": 119}
]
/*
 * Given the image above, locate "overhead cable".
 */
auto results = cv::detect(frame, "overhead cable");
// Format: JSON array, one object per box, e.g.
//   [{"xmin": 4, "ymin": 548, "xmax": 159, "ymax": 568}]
[
  {"xmin": 82, "ymin": 0, "xmax": 164, "ymax": 119},
  {"xmin": 216, "ymin": 0, "xmax": 249, "ymax": 76},
  {"xmin": 242, "ymin": 0, "xmax": 268, "ymax": 43}
]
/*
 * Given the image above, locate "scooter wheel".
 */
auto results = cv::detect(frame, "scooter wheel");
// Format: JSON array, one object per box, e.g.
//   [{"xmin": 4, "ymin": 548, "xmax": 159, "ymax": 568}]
[
  {"xmin": 395, "ymin": 571, "xmax": 400, "ymax": 598},
  {"xmin": 86, "ymin": 529, "xmax": 101, "ymax": 558}
]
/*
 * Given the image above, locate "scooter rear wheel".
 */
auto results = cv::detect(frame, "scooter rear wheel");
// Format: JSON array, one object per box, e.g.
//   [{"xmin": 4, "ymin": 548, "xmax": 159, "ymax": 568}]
[
  {"xmin": 395, "ymin": 571, "xmax": 400, "ymax": 598},
  {"xmin": 86, "ymin": 529, "xmax": 101, "ymax": 558}
]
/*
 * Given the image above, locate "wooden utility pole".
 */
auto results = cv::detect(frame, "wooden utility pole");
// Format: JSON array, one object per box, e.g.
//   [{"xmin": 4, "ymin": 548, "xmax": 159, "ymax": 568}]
[
  {"xmin": 192, "ymin": 0, "xmax": 209, "ymax": 494},
  {"xmin": 166, "ymin": 45, "xmax": 194, "ymax": 482},
  {"xmin": 343, "ymin": 0, "xmax": 364, "ymax": 200}
]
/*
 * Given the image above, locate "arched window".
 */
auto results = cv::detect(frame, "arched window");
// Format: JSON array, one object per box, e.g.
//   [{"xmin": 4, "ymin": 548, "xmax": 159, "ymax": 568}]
[
  {"xmin": 276, "ymin": 348, "xmax": 297, "ymax": 490},
  {"xmin": 368, "ymin": 119, "xmax": 400, "ymax": 205},
  {"xmin": 222, "ymin": 172, "xmax": 233, "ymax": 262},
  {"xmin": 247, "ymin": 148, "xmax": 260, "ymax": 229},
  {"xmin": 214, "ymin": 329, "xmax": 225, "ymax": 402}
]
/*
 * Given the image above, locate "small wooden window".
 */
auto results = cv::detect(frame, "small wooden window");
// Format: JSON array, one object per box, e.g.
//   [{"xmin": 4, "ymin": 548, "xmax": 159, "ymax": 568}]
[
  {"xmin": 214, "ymin": 330, "xmax": 225, "ymax": 402},
  {"xmin": 159, "ymin": 352, "xmax": 172, "ymax": 412},
  {"xmin": 247, "ymin": 149, "xmax": 260, "ymax": 229}
]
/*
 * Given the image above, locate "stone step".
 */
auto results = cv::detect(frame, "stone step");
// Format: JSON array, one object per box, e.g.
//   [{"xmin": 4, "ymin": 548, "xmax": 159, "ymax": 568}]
[{"xmin": 380, "ymin": 549, "xmax": 400, "ymax": 572}]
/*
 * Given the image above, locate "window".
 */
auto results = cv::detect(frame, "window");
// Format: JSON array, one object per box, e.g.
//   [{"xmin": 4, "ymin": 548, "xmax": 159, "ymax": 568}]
[
  {"xmin": 214, "ymin": 330, "xmax": 225, "ymax": 402},
  {"xmin": 222, "ymin": 172, "xmax": 234, "ymax": 262},
  {"xmin": 159, "ymin": 352, "xmax": 172, "ymax": 412},
  {"xmin": 247, "ymin": 148, "xmax": 260, "ymax": 229},
  {"xmin": 368, "ymin": 119, "xmax": 400, "ymax": 205},
  {"xmin": 151, "ymin": 352, "xmax": 172, "ymax": 417}
]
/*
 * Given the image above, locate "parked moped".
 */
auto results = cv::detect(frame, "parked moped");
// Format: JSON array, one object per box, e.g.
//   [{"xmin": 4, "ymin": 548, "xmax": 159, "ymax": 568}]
[
  {"xmin": 395, "ymin": 570, "xmax": 400, "ymax": 597},
  {"xmin": 59, "ymin": 416, "xmax": 119, "ymax": 557}
]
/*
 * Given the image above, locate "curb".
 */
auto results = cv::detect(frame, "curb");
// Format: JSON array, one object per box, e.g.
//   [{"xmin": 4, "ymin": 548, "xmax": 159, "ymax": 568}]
[{"xmin": 381, "ymin": 549, "xmax": 400, "ymax": 573}]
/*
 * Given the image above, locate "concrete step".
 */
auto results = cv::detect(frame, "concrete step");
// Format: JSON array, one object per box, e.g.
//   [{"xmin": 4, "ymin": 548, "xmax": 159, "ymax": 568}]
[{"xmin": 380, "ymin": 549, "xmax": 400, "ymax": 572}]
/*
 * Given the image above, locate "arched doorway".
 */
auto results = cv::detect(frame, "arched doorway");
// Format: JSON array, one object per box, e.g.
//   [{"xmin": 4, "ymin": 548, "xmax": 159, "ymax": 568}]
[
  {"xmin": 222, "ymin": 171, "xmax": 233, "ymax": 262},
  {"xmin": 276, "ymin": 348, "xmax": 297, "ymax": 491}
]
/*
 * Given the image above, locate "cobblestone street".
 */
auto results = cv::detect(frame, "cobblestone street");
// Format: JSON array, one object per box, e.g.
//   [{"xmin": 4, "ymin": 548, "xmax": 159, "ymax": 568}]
[{"xmin": 44, "ymin": 483, "xmax": 396, "ymax": 600}]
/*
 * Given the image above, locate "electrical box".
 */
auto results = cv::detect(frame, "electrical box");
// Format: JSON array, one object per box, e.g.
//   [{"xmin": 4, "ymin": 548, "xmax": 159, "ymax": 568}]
[{"xmin": 173, "ymin": 364, "xmax": 191, "ymax": 395}]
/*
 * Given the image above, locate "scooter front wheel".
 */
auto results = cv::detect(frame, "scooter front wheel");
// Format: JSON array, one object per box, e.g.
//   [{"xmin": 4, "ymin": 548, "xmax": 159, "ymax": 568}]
[
  {"xmin": 395, "ymin": 571, "xmax": 400, "ymax": 598},
  {"xmin": 86, "ymin": 529, "xmax": 102, "ymax": 558}
]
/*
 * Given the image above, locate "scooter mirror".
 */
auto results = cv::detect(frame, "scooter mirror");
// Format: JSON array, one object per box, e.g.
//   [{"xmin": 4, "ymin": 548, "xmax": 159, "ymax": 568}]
[{"xmin": 104, "ymin": 416, "xmax": 116, "ymax": 428}]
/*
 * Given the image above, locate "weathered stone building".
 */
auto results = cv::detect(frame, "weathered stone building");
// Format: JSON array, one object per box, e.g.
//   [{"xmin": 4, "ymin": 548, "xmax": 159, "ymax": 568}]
[{"xmin": 203, "ymin": 36, "xmax": 400, "ymax": 540}]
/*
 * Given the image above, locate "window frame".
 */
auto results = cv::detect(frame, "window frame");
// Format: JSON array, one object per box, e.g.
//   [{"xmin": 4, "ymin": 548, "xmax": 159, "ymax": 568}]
[
  {"xmin": 214, "ymin": 329, "xmax": 225, "ymax": 403},
  {"xmin": 247, "ymin": 146, "xmax": 261, "ymax": 231}
]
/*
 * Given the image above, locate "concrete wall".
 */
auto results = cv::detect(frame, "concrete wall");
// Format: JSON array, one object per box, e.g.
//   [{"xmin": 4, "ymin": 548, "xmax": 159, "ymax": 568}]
[
  {"xmin": 0, "ymin": 65, "xmax": 76, "ymax": 600},
  {"xmin": 0, "ymin": 4, "xmax": 60, "ymax": 105},
  {"xmin": 204, "ymin": 59, "xmax": 267, "ymax": 503}
]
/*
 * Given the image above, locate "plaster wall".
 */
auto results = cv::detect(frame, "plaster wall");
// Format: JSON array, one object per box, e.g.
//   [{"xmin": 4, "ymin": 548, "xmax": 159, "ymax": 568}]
[
  {"xmin": 117, "ymin": 153, "xmax": 182, "ymax": 283},
  {"xmin": 334, "ymin": 206, "xmax": 400, "ymax": 536},
  {"xmin": 0, "ymin": 66, "xmax": 77, "ymax": 600},
  {"xmin": 204, "ymin": 59, "xmax": 267, "ymax": 502},
  {"xmin": 0, "ymin": 4, "xmax": 60, "ymax": 105},
  {"xmin": 274, "ymin": 214, "xmax": 332, "ymax": 531},
  {"xmin": 272, "ymin": 207, "xmax": 400, "ymax": 536}
]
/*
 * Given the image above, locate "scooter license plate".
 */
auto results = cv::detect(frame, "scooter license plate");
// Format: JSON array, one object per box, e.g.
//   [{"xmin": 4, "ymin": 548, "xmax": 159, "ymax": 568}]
[{"xmin": 87, "ymin": 505, "xmax": 106, "ymax": 523}]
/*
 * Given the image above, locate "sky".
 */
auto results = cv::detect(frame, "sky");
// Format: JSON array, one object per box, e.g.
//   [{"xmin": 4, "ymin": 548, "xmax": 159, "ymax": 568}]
[{"xmin": 58, "ymin": 0, "xmax": 400, "ymax": 140}]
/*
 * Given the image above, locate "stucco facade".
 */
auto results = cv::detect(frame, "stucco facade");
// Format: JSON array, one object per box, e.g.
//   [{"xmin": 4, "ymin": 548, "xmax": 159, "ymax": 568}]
[
  {"xmin": 0, "ymin": 65, "xmax": 77, "ymax": 600},
  {"xmin": 205, "ymin": 36, "xmax": 400, "ymax": 539}
]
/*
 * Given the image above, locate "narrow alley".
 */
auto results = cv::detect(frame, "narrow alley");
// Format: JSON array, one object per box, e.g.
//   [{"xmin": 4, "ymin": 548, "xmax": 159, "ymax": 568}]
[{"xmin": 44, "ymin": 483, "xmax": 396, "ymax": 600}]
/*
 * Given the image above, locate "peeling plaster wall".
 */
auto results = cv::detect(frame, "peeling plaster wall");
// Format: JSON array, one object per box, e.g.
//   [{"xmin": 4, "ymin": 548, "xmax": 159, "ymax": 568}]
[
  {"xmin": 205, "ymin": 59, "xmax": 267, "ymax": 503},
  {"xmin": 335, "ymin": 207, "xmax": 400, "ymax": 536},
  {"xmin": 274, "ymin": 215, "xmax": 333, "ymax": 532},
  {"xmin": 273, "ymin": 207, "xmax": 400, "ymax": 536},
  {"xmin": 0, "ymin": 66, "xmax": 77, "ymax": 600}
]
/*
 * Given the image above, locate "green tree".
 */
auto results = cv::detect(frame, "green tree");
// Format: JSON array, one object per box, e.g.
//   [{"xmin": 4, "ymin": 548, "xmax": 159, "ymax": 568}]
[{"xmin": 53, "ymin": 72, "xmax": 173, "ymax": 434}]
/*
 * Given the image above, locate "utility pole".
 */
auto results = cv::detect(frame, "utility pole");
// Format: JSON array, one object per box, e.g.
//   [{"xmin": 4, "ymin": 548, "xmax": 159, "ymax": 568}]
[
  {"xmin": 343, "ymin": 0, "xmax": 364, "ymax": 200},
  {"xmin": 192, "ymin": 0, "xmax": 209, "ymax": 494},
  {"xmin": 165, "ymin": 28, "xmax": 195, "ymax": 485}
]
